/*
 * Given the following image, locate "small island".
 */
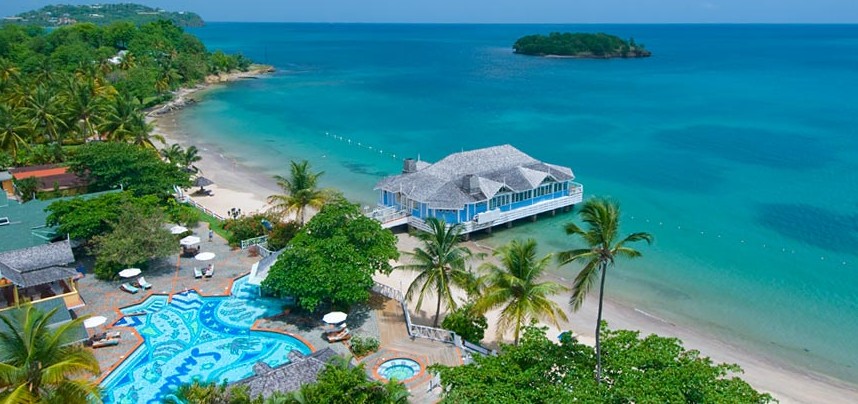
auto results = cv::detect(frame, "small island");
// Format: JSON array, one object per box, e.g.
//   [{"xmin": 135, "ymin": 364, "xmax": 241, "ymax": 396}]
[
  {"xmin": 513, "ymin": 32, "xmax": 651, "ymax": 59},
  {"xmin": 3, "ymin": 3, "xmax": 204, "ymax": 27}
]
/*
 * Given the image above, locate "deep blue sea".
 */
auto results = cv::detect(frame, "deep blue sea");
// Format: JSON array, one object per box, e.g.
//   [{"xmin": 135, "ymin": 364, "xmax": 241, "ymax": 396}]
[{"xmin": 181, "ymin": 23, "xmax": 858, "ymax": 382}]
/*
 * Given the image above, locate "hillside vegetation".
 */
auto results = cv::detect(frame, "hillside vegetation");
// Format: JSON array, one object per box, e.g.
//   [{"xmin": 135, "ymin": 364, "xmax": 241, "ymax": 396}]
[{"xmin": 4, "ymin": 3, "xmax": 204, "ymax": 27}]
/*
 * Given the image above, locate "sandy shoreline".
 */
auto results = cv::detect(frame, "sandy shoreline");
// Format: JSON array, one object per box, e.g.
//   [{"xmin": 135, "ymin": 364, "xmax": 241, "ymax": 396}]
[{"xmin": 150, "ymin": 74, "xmax": 858, "ymax": 403}]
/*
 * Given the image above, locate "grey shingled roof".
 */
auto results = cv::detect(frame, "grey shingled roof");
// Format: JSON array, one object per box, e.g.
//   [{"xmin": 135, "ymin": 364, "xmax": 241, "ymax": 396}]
[
  {"xmin": 376, "ymin": 144, "xmax": 574, "ymax": 210},
  {"xmin": 0, "ymin": 240, "xmax": 76, "ymax": 287},
  {"xmin": 233, "ymin": 348, "xmax": 340, "ymax": 398}
]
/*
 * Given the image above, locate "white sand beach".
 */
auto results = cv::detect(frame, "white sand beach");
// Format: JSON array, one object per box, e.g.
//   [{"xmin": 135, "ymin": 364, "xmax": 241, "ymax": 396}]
[{"xmin": 150, "ymin": 81, "xmax": 858, "ymax": 404}]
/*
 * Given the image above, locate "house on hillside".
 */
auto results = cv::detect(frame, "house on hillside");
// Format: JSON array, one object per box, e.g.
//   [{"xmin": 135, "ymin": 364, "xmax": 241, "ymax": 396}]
[{"xmin": 373, "ymin": 144, "xmax": 583, "ymax": 235}]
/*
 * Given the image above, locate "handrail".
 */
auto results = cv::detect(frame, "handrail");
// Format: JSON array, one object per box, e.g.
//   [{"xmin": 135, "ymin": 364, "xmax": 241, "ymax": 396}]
[
  {"xmin": 240, "ymin": 235, "xmax": 269, "ymax": 250},
  {"xmin": 371, "ymin": 281, "xmax": 494, "ymax": 355}
]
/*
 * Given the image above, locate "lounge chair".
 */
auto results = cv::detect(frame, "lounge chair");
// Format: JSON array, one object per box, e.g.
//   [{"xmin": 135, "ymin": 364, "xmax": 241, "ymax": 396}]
[
  {"xmin": 91, "ymin": 331, "xmax": 121, "ymax": 342},
  {"xmin": 326, "ymin": 328, "xmax": 351, "ymax": 342},
  {"xmin": 204, "ymin": 265, "xmax": 214, "ymax": 278},
  {"xmin": 138, "ymin": 277, "xmax": 152, "ymax": 290},
  {"xmin": 92, "ymin": 338, "xmax": 120, "ymax": 348},
  {"xmin": 120, "ymin": 283, "xmax": 139, "ymax": 294},
  {"xmin": 193, "ymin": 267, "xmax": 203, "ymax": 279}
]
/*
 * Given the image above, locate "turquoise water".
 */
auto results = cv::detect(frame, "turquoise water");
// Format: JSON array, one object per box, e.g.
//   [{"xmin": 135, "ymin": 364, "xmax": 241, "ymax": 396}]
[
  {"xmin": 377, "ymin": 358, "xmax": 422, "ymax": 382},
  {"xmin": 100, "ymin": 277, "xmax": 312, "ymax": 403},
  {"xmin": 180, "ymin": 24, "xmax": 858, "ymax": 382}
]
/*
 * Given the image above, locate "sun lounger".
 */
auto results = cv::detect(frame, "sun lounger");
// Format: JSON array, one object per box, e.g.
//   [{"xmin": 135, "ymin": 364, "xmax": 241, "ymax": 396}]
[
  {"xmin": 120, "ymin": 283, "xmax": 139, "ymax": 294},
  {"xmin": 92, "ymin": 338, "xmax": 120, "ymax": 348},
  {"xmin": 193, "ymin": 267, "xmax": 203, "ymax": 279},
  {"xmin": 204, "ymin": 265, "xmax": 214, "ymax": 278},
  {"xmin": 326, "ymin": 328, "xmax": 351, "ymax": 342},
  {"xmin": 138, "ymin": 277, "xmax": 152, "ymax": 290},
  {"xmin": 92, "ymin": 331, "xmax": 121, "ymax": 341}
]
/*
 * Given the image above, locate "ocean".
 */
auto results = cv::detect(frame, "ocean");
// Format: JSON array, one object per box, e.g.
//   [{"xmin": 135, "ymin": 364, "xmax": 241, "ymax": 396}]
[{"xmin": 179, "ymin": 23, "xmax": 858, "ymax": 382}]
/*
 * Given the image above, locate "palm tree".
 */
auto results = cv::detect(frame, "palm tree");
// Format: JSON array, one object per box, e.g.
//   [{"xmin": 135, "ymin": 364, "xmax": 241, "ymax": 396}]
[
  {"xmin": 397, "ymin": 218, "xmax": 477, "ymax": 327},
  {"xmin": 0, "ymin": 305, "xmax": 102, "ymax": 403},
  {"xmin": 180, "ymin": 145, "xmax": 202, "ymax": 173},
  {"xmin": 63, "ymin": 79, "xmax": 106, "ymax": 142},
  {"xmin": 0, "ymin": 104, "xmax": 31, "ymax": 158},
  {"xmin": 474, "ymin": 239, "xmax": 569, "ymax": 345},
  {"xmin": 22, "ymin": 85, "xmax": 67, "ymax": 144},
  {"xmin": 100, "ymin": 92, "xmax": 137, "ymax": 141},
  {"xmin": 268, "ymin": 160, "xmax": 327, "ymax": 225},
  {"xmin": 557, "ymin": 197, "xmax": 653, "ymax": 384}
]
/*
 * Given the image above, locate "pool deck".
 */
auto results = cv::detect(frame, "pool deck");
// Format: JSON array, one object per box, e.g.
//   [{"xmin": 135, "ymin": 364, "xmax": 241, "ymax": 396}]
[{"xmin": 75, "ymin": 224, "xmax": 460, "ymax": 403}]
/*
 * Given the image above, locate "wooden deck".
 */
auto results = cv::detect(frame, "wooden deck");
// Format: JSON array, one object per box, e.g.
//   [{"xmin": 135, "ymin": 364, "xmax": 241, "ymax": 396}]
[{"xmin": 363, "ymin": 295, "xmax": 462, "ymax": 403}]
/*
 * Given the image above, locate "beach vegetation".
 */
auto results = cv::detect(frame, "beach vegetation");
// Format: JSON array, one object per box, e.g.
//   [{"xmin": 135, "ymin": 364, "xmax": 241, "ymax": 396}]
[
  {"xmin": 441, "ymin": 302, "xmax": 488, "ymax": 343},
  {"xmin": 397, "ymin": 218, "xmax": 479, "ymax": 327},
  {"xmin": 0, "ymin": 19, "xmax": 251, "ymax": 166},
  {"xmin": 164, "ymin": 198, "xmax": 202, "ymax": 228},
  {"xmin": 349, "ymin": 335, "xmax": 381, "ymax": 357},
  {"xmin": 46, "ymin": 191, "xmax": 160, "ymax": 242},
  {"xmin": 161, "ymin": 143, "xmax": 202, "ymax": 174},
  {"xmin": 12, "ymin": 176, "xmax": 39, "ymax": 202},
  {"xmin": 268, "ymin": 160, "xmax": 330, "ymax": 225},
  {"xmin": 91, "ymin": 200, "xmax": 176, "ymax": 279},
  {"xmin": 0, "ymin": 305, "xmax": 102, "ymax": 403},
  {"xmin": 513, "ymin": 32, "xmax": 651, "ymax": 58},
  {"xmin": 164, "ymin": 381, "xmax": 259, "ymax": 404},
  {"xmin": 285, "ymin": 358, "xmax": 409, "ymax": 404},
  {"xmin": 473, "ymin": 238, "xmax": 568, "ymax": 345},
  {"xmin": 67, "ymin": 141, "xmax": 191, "ymax": 197},
  {"xmin": 263, "ymin": 199, "xmax": 398, "ymax": 312},
  {"xmin": 431, "ymin": 323, "xmax": 774, "ymax": 403},
  {"xmin": 558, "ymin": 196, "xmax": 653, "ymax": 383}
]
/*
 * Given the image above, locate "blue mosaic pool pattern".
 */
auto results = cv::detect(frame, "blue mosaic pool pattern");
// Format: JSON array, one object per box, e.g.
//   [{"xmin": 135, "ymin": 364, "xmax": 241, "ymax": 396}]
[
  {"xmin": 100, "ymin": 277, "xmax": 311, "ymax": 403},
  {"xmin": 377, "ymin": 358, "xmax": 421, "ymax": 382}
]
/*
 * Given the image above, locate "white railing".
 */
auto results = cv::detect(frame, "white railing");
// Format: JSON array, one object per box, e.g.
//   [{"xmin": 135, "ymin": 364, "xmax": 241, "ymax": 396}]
[
  {"xmin": 182, "ymin": 195, "xmax": 226, "ymax": 221},
  {"xmin": 371, "ymin": 282, "xmax": 495, "ymax": 351},
  {"xmin": 367, "ymin": 206, "xmax": 409, "ymax": 224},
  {"xmin": 241, "ymin": 235, "xmax": 269, "ymax": 250}
]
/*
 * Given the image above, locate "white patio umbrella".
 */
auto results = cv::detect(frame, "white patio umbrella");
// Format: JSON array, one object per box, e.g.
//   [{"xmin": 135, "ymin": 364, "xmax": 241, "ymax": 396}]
[
  {"xmin": 118, "ymin": 268, "xmax": 142, "ymax": 278},
  {"xmin": 170, "ymin": 225, "xmax": 188, "ymax": 235},
  {"xmin": 323, "ymin": 311, "xmax": 348, "ymax": 324},
  {"xmin": 180, "ymin": 235, "xmax": 201, "ymax": 246},
  {"xmin": 83, "ymin": 316, "xmax": 107, "ymax": 329},
  {"xmin": 195, "ymin": 252, "xmax": 216, "ymax": 261}
]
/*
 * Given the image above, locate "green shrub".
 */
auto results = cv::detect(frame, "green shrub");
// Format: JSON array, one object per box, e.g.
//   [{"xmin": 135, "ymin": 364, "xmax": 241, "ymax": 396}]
[
  {"xmin": 13, "ymin": 176, "xmax": 39, "ymax": 202},
  {"xmin": 441, "ymin": 302, "xmax": 488, "ymax": 343},
  {"xmin": 266, "ymin": 221, "xmax": 300, "ymax": 250},
  {"xmin": 223, "ymin": 213, "xmax": 279, "ymax": 247},
  {"xmin": 349, "ymin": 335, "xmax": 380, "ymax": 357},
  {"xmin": 165, "ymin": 200, "xmax": 201, "ymax": 227}
]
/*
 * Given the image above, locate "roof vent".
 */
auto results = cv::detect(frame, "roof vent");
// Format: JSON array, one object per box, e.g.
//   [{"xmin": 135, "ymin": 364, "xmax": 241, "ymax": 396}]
[
  {"xmin": 402, "ymin": 158, "xmax": 417, "ymax": 174},
  {"xmin": 0, "ymin": 217, "xmax": 9, "ymax": 226}
]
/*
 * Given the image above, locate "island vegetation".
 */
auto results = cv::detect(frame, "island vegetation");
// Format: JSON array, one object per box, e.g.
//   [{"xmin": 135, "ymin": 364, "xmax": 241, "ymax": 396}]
[
  {"xmin": 4, "ymin": 4, "xmax": 204, "ymax": 27},
  {"xmin": 513, "ymin": 32, "xmax": 651, "ymax": 58}
]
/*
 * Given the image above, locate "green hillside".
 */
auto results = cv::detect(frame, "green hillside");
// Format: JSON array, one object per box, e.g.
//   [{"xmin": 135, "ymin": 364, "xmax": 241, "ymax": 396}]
[{"xmin": 3, "ymin": 3, "xmax": 204, "ymax": 27}]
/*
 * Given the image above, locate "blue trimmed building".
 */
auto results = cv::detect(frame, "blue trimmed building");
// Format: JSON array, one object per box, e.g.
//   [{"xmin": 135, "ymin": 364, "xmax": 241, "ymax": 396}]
[{"xmin": 373, "ymin": 145, "xmax": 583, "ymax": 234}]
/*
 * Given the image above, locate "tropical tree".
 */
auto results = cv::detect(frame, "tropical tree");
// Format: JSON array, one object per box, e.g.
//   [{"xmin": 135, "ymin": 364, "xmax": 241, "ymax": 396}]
[
  {"xmin": 22, "ymin": 85, "xmax": 67, "ymax": 144},
  {"xmin": 268, "ymin": 160, "xmax": 327, "ymax": 225},
  {"xmin": 63, "ymin": 78, "xmax": 107, "ymax": 141},
  {"xmin": 557, "ymin": 196, "xmax": 653, "ymax": 383},
  {"xmin": 0, "ymin": 305, "xmax": 102, "ymax": 403},
  {"xmin": 474, "ymin": 238, "xmax": 568, "ymax": 345},
  {"xmin": 397, "ymin": 218, "xmax": 476, "ymax": 327},
  {"xmin": 0, "ymin": 104, "xmax": 30, "ymax": 158}
]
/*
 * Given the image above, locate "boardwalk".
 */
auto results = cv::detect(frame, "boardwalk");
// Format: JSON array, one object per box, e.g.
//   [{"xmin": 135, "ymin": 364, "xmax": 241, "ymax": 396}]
[{"xmin": 361, "ymin": 295, "xmax": 463, "ymax": 403}]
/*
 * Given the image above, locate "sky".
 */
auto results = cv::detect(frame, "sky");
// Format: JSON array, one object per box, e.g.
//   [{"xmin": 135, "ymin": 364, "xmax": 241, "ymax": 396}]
[{"xmin": 1, "ymin": 0, "xmax": 857, "ymax": 23}]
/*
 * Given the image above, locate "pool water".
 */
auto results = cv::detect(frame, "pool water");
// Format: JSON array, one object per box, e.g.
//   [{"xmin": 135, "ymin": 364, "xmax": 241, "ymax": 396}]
[
  {"xmin": 377, "ymin": 358, "xmax": 421, "ymax": 382},
  {"xmin": 100, "ymin": 277, "xmax": 311, "ymax": 403}
]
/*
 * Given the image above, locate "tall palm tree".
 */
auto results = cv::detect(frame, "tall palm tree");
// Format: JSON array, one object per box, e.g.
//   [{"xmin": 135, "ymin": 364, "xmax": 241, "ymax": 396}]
[
  {"xmin": 557, "ymin": 197, "xmax": 653, "ymax": 384},
  {"xmin": 0, "ymin": 305, "xmax": 102, "ymax": 403},
  {"xmin": 0, "ymin": 104, "xmax": 31, "ymax": 158},
  {"xmin": 397, "ymin": 218, "xmax": 477, "ymax": 327},
  {"xmin": 63, "ymin": 79, "xmax": 106, "ymax": 142},
  {"xmin": 474, "ymin": 238, "xmax": 568, "ymax": 345},
  {"xmin": 268, "ymin": 160, "xmax": 327, "ymax": 225},
  {"xmin": 22, "ymin": 85, "xmax": 67, "ymax": 144},
  {"xmin": 100, "ymin": 92, "xmax": 137, "ymax": 142}
]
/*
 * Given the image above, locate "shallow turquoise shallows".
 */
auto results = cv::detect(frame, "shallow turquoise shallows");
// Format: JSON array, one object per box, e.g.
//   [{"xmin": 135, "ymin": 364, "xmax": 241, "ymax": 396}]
[
  {"xmin": 180, "ymin": 24, "xmax": 858, "ymax": 383},
  {"xmin": 100, "ymin": 277, "xmax": 311, "ymax": 403}
]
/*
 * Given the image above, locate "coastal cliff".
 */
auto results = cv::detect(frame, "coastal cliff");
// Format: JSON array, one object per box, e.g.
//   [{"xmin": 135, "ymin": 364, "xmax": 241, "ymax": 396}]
[{"xmin": 513, "ymin": 32, "xmax": 651, "ymax": 59}]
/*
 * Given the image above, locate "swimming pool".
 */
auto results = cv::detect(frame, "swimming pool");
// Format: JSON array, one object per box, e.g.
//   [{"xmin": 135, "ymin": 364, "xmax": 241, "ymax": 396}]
[
  {"xmin": 376, "ymin": 358, "xmax": 422, "ymax": 382},
  {"xmin": 100, "ymin": 277, "xmax": 311, "ymax": 403}
]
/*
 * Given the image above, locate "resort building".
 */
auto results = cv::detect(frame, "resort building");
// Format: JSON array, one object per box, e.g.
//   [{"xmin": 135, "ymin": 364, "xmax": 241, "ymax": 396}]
[
  {"xmin": 0, "ymin": 240, "xmax": 85, "ymax": 312},
  {"xmin": 373, "ymin": 144, "xmax": 583, "ymax": 235},
  {"xmin": 7, "ymin": 164, "xmax": 88, "ymax": 197}
]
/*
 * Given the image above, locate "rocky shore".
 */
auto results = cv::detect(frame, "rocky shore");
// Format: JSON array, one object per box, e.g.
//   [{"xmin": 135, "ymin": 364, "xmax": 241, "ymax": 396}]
[{"xmin": 147, "ymin": 64, "xmax": 275, "ymax": 117}]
